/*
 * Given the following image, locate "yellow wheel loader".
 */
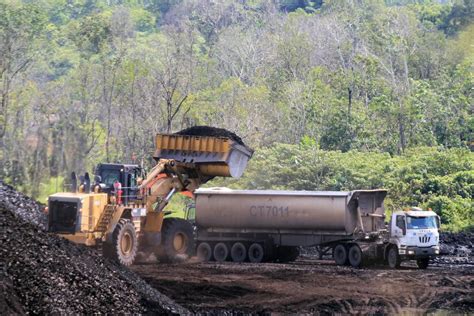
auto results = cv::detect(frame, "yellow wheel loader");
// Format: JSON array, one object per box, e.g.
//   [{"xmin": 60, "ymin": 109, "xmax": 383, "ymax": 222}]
[{"xmin": 47, "ymin": 131, "xmax": 253, "ymax": 266}]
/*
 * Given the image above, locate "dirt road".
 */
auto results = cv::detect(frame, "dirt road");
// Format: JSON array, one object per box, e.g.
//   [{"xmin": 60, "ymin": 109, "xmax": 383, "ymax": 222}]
[{"xmin": 132, "ymin": 258, "xmax": 473, "ymax": 314}]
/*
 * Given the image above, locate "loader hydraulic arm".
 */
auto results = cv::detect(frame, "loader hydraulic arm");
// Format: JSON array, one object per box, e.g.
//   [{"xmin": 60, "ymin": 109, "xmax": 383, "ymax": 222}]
[{"xmin": 138, "ymin": 159, "xmax": 202, "ymax": 214}]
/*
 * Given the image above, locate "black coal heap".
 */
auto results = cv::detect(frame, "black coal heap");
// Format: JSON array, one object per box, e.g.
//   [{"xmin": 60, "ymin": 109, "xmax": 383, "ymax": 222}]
[
  {"xmin": 0, "ymin": 180, "xmax": 187, "ymax": 315},
  {"xmin": 0, "ymin": 180, "xmax": 47, "ymax": 229},
  {"xmin": 176, "ymin": 126, "xmax": 246, "ymax": 146}
]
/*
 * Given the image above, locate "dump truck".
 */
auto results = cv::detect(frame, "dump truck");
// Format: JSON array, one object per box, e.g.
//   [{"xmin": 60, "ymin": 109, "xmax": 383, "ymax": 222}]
[
  {"xmin": 193, "ymin": 188, "xmax": 441, "ymax": 269},
  {"xmin": 47, "ymin": 131, "xmax": 253, "ymax": 266}
]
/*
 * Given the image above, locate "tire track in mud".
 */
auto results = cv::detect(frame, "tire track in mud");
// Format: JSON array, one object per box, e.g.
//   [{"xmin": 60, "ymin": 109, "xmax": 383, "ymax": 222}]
[{"xmin": 132, "ymin": 259, "xmax": 474, "ymax": 314}]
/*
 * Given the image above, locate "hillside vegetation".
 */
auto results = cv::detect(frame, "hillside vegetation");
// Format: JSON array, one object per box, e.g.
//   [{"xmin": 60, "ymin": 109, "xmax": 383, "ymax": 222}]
[{"xmin": 0, "ymin": 0, "xmax": 472, "ymax": 230}]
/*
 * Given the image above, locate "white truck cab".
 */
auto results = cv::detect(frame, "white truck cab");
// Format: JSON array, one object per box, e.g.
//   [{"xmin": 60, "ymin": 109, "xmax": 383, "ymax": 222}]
[{"xmin": 387, "ymin": 208, "xmax": 441, "ymax": 268}]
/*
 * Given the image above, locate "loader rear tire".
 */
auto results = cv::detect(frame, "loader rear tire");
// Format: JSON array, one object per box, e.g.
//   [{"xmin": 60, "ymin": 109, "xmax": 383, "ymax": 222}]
[
  {"xmin": 334, "ymin": 244, "xmax": 348, "ymax": 266},
  {"xmin": 103, "ymin": 219, "xmax": 137, "ymax": 266},
  {"xmin": 161, "ymin": 218, "xmax": 194, "ymax": 263}
]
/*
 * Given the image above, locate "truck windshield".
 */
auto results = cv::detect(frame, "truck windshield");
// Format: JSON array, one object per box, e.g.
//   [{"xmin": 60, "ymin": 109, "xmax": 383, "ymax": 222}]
[{"xmin": 406, "ymin": 216, "xmax": 438, "ymax": 229}]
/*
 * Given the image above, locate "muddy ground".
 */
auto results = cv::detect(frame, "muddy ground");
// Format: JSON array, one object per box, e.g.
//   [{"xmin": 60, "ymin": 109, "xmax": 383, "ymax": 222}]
[{"xmin": 132, "ymin": 257, "xmax": 473, "ymax": 314}]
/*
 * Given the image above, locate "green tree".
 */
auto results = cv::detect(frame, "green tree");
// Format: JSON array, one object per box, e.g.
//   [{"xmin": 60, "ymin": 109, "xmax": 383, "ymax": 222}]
[{"xmin": 0, "ymin": 2, "xmax": 47, "ymax": 139}]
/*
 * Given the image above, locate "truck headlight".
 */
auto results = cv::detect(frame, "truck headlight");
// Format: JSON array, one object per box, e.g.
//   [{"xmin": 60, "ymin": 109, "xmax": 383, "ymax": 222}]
[
  {"xmin": 435, "ymin": 249, "xmax": 439, "ymax": 254},
  {"xmin": 408, "ymin": 250, "xmax": 415, "ymax": 255}
]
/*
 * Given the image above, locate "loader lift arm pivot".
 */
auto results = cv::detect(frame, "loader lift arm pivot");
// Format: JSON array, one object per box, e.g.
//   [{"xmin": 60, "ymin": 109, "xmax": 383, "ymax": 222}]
[{"xmin": 139, "ymin": 159, "xmax": 205, "ymax": 214}]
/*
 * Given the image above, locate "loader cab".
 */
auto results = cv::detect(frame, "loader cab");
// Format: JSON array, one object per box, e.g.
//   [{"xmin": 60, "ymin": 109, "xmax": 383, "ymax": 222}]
[{"xmin": 95, "ymin": 163, "xmax": 144, "ymax": 204}]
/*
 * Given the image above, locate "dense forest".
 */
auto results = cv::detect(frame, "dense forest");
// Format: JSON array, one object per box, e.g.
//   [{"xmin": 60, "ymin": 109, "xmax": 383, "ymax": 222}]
[{"xmin": 0, "ymin": 0, "xmax": 472, "ymax": 230}]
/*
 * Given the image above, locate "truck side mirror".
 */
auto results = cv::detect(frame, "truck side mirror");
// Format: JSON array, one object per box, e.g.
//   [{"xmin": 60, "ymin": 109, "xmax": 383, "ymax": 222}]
[{"xmin": 396, "ymin": 215, "xmax": 406, "ymax": 236}]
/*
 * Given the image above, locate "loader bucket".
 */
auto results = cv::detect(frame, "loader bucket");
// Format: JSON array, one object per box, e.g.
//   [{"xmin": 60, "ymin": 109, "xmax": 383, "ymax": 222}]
[{"xmin": 154, "ymin": 134, "xmax": 253, "ymax": 178}]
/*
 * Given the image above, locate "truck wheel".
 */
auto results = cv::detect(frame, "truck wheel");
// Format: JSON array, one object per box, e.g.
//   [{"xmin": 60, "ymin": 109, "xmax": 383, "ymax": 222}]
[
  {"xmin": 197, "ymin": 242, "xmax": 213, "ymax": 262},
  {"xmin": 231, "ymin": 242, "xmax": 247, "ymax": 262},
  {"xmin": 103, "ymin": 218, "xmax": 137, "ymax": 266},
  {"xmin": 248, "ymin": 243, "xmax": 264, "ymax": 263},
  {"xmin": 161, "ymin": 218, "xmax": 194, "ymax": 262},
  {"xmin": 334, "ymin": 244, "xmax": 348, "ymax": 266},
  {"xmin": 348, "ymin": 244, "xmax": 363, "ymax": 268},
  {"xmin": 213, "ymin": 243, "xmax": 229, "ymax": 262},
  {"xmin": 416, "ymin": 258, "xmax": 429, "ymax": 269},
  {"xmin": 387, "ymin": 246, "xmax": 401, "ymax": 269}
]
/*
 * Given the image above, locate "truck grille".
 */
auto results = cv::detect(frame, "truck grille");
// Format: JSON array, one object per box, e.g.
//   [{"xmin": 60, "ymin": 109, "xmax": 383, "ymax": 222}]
[{"xmin": 419, "ymin": 236, "xmax": 431, "ymax": 243}]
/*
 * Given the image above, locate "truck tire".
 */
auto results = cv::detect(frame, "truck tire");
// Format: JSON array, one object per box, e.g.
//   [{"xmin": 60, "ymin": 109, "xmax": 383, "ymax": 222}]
[
  {"xmin": 103, "ymin": 218, "xmax": 137, "ymax": 266},
  {"xmin": 248, "ymin": 243, "xmax": 264, "ymax": 263},
  {"xmin": 334, "ymin": 244, "xmax": 348, "ymax": 266},
  {"xmin": 213, "ymin": 243, "xmax": 229, "ymax": 262},
  {"xmin": 197, "ymin": 242, "xmax": 212, "ymax": 262},
  {"xmin": 348, "ymin": 244, "xmax": 363, "ymax": 268},
  {"xmin": 387, "ymin": 246, "xmax": 401, "ymax": 269},
  {"xmin": 161, "ymin": 218, "xmax": 194, "ymax": 263},
  {"xmin": 416, "ymin": 258, "xmax": 429, "ymax": 269},
  {"xmin": 276, "ymin": 246, "xmax": 300, "ymax": 263},
  {"xmin": 231, "ymin": 242, "xmax": 247, "ymax": 262}
]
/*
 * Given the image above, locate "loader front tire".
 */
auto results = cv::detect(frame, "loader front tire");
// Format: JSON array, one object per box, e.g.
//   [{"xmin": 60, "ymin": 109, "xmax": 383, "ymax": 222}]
[
  {"xmin": 103, "ymin": 218, "xmax": 137, "ymax": 266},
  {"xmin": 161, "ymin": 218, "xmax": 194, "ymax": 263}
]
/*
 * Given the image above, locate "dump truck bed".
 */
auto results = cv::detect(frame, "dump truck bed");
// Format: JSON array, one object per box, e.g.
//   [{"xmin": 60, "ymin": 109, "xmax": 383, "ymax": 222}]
[{"xmin": 195, "ymin": 188, "xmax": 388, "ymax": 234}]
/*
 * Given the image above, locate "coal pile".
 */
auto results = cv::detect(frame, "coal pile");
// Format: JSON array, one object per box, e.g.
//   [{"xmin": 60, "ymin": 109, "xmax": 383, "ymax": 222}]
[
  {"xmin": 176, "ymin": 126, "xmax": 246, "ymax": 146},
  {"xmin": 435, "ymin": 232, "xmax": 473, "ymax": 265},
  {"xmin": 0, "ymin": 180, "xmax": 47, "ymax": 229},
  {"xmin": 0, "ymin": 274, "xmax": 24, "ymax": 315},
  {"xmin": 0, "ymin": 186, "xmax": 188, "ymax": 314}
]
